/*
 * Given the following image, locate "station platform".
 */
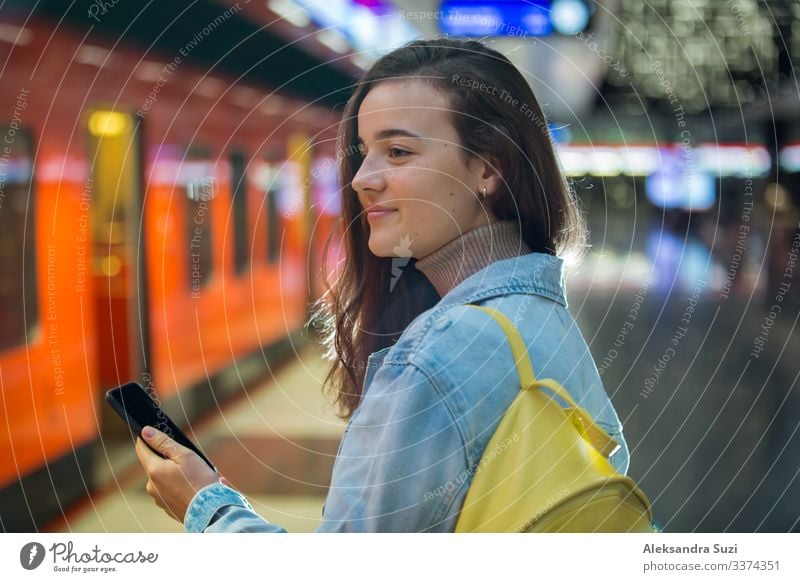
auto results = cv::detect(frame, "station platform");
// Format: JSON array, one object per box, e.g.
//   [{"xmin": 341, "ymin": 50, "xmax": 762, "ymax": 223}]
[
  {"xmin": 42, "ymin": 217, "xmax": 800, "ymax": 533},
  {"xmin": 46, "ymin": 343, "xmax": 345, "ymax": 533}
]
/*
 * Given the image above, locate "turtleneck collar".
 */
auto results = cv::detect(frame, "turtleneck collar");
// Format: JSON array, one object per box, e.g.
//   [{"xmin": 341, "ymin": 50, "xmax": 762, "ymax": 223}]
[{"xmin": 414, "ymin": 220, "xmax": 532, "ymax": 297}]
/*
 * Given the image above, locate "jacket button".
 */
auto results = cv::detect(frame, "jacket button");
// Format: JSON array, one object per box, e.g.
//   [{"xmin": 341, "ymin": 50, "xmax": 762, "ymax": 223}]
[{"xmin": 434, "ymin": 318, "xmax": 452, "ymax": 332}]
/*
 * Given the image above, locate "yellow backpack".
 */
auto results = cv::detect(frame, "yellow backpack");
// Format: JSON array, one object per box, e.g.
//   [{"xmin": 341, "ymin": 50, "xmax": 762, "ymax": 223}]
[{"xmin": 454, "ymin": 305, "xmax": 654, "ymax": 533}]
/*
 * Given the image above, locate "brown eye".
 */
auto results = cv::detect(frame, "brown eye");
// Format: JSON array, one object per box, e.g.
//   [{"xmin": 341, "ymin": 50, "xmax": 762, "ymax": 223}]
[{"xmin": 388, "ymin": 148, "xmax": 409, "ymax": 158}]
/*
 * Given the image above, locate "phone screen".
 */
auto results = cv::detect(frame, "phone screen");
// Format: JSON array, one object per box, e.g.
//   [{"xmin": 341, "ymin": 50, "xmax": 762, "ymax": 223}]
[{"xmin": 105, "ymin": 382, "xmax": 216, "ymax": 471}]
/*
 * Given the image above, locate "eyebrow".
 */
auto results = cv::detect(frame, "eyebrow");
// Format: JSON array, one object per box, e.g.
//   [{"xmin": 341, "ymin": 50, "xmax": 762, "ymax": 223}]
[{"xmin": 356, "ymin": 128, "xmax": 422, "ymax": 145}]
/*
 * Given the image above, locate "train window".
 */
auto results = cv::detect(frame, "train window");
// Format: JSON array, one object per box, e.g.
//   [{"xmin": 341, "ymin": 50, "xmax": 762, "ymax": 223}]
[
  {"xmin": 230, "ymin": 150, "xmax": 249, "ymax": 273},
  {"xmin": 87, "ymin": 110, "xmax": 136, "ymax": 248},
  {"xmin": 0, "ymin": 127, "xmax": 38, "ymax": 351},
  {"xmin": 266, "ymin": 175, "xmax": 280, "ymax": 264},
  {"xmin": 261, "ymin": 149, "xmax": 282, "ymax": 265},
  {"xmin": 185, "ymin": 145, "xmax": 213, "ymax": 293}
]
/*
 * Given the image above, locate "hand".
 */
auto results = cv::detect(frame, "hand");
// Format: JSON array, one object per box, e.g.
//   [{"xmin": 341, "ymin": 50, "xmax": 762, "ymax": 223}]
[{"xmin": 135, "ymin": 425, "xmax": 222, "ymax": 523}]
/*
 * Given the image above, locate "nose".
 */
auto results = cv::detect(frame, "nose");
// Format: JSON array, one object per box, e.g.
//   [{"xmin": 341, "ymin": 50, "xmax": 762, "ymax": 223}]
[{"xmin": 351, "ymin": 153, "xmax": 386, "ymax": 198}]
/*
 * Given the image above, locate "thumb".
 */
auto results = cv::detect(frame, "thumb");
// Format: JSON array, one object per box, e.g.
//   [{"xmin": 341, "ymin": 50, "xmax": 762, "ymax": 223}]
[{"xmin": 141, "ymin": 425, "xmax": 186, "ymax": 460}]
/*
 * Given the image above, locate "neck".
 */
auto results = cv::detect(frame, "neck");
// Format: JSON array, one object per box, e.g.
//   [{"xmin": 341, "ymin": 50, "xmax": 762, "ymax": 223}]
[{"xmin": 414, "ymin": 220, "xmax": 532, "ymax": 296}]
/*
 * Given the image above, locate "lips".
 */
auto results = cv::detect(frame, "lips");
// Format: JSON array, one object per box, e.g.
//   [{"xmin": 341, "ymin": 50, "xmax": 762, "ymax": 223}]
[{"xmin": 366, "ymin": 205, "xmax": 398, "ymax": 220}]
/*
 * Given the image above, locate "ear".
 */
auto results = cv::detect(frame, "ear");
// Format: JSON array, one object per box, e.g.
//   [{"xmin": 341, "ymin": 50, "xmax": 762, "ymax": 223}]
[{"xmin": 470, "ymin": 153, "xmax": 503, "ymax": 197}]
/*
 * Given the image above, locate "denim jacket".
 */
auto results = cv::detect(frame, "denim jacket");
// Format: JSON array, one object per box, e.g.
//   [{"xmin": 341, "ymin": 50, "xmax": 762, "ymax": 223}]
[{"xmin": 183, "ymin": 252, "xmax": 629, "ymax": 533}]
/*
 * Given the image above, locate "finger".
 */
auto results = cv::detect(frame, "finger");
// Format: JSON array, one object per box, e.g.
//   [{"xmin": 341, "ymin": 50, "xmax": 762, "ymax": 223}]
[
  {"xmin": 140, "ymin": 426, "xmax": 188, "ymax": 460},
  {"xmin": 135, "ymin": 436, "xmax": 165, "ymax": 474},
  {"xmin": 219, "ymin": 476, "xmax": 232, "ymax": 487}
]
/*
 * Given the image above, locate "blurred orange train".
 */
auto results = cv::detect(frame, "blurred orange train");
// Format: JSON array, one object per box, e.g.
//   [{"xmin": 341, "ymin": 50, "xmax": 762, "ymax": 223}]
[{"xmin": 0, "ymin": 16, "xmax": 342, "ymax": 531}]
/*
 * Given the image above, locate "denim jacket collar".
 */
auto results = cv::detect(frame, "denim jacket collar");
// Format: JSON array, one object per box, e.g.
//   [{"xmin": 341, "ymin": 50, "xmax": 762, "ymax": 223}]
[
  {"xmin": 362, "ymin": 252, "xmax": 567, "ymax": 393},
  {"xmin": 431, "ymin": 251, "xmax": 567, "ymax": 310}
]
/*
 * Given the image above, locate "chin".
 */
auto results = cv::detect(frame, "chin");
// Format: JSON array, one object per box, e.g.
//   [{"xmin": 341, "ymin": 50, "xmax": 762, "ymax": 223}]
[
  {"xmin": 368, "ymin": 236, "xmax": 410, "ymax": 259},
  {"xmin": 368, "ymin": 246, "xmax": 398, "ymax": 258},
  {"xmin": 367, "ymin": 238, "xmax": 392, "ymax": 258}
]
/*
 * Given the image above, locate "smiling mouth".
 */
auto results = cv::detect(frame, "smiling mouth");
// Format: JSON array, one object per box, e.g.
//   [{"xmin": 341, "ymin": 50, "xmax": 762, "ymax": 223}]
[{"xmin": 366, "ymin": 209, "xmax": 398, "ymax": 220}]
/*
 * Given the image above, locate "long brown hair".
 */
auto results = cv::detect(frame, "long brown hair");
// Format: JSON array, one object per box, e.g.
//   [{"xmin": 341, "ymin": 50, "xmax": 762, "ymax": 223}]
[{"xmin": 310, "ymin": 37, "xmax": 585, "ymax": 419}]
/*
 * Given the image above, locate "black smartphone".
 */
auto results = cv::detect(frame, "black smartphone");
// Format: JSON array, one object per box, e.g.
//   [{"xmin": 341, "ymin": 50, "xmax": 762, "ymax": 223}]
[{"xmin": 105, "ymin": 382, "xmax": 216, "ymax": 471}]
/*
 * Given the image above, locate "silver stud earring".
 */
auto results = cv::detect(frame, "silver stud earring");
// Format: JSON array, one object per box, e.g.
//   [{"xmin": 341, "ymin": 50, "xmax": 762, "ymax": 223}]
[{"xmin": 482, "ymin": 186, "xmax": 488, "ymax": 198}]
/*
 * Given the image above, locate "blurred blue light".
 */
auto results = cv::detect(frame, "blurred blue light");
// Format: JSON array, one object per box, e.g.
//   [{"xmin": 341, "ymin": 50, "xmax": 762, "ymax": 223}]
[
  {"xmin": 551, "ymin": 0, "xmax": 590, "ymax": 35},
  {"xmin": 646, "ymin": 148, "xmax": 716, "ymax": 212},
  {"xmin": 548, "ymin": 123, "xmax": 572, "ymax": 144},
  {"xmin": 293, "ymin": 0, "xmax": 418, "ymax": 55},
  {"xmin": 440, "ymin": 0, "xmax": 554, "ymax": 37}
]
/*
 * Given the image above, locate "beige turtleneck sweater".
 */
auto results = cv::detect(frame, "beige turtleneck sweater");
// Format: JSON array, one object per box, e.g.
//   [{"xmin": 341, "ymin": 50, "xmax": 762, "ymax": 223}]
[{"xmin": 414, "ymin": 220, "xmax": 532, "ymax": 297}]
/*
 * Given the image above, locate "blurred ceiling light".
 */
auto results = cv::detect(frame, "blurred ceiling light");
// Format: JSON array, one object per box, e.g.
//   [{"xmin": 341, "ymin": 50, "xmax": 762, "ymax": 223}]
[
  {"xmin": 0, "ymin": 23, "xmax": 33, "ymax": 45},
  {"xmin": 294, "ymin": 0, "xmax": 416, "ymax": 56},
  {"xmin": 557, "ymin": 144, "xmax": 772, "ymax": 178},
  {"xmin": 268, "ymin": 0, "xmax": 310, "ymax": 27},
  {"xmin": 589, "ymin": 149, "xmax": 623, "ymax": 176},
  {"xmin": 195, "ymin": 77, "xmax": 226, "ymax": 98},
  {"xmin": 135, "ymin": 61, "xmax": 167, "ymax": 82},
  {"xmin": 316, "ymin": 28, "xmax": 349, "ymax": 53},
  {"xmin": 557, "ymin": 148, "xmax": 589, "ymax": 176},
  {"xmin": 75, "ymin": 44, "xmax": 114, "ymax": 68},
  {"xmin": 88, "ymin": 111, "xmax": 130, "ymax": 137},
  {"xmin": 231, "ymin": 86, "xmax": 261, "ymax": 108},
  {"xmin": 779, "ymin": 144, "xmax": 800, "ymax": 173},
  {"xmin": 260, "ymin": 95, "xmax": 285, "ymax": 115},
  {"xmin": 349, "ymin": 3, "xmax": 379, "ymax": 51},
  {"xmin": 696, "ymin": 144, "xmax": 771, "ymax": 177},
  {"xmin": 621, "ymin": 146, "xmax": 659, "ymax": 176},
  {"xmin": 350, "ymin": 53, "xmax": 373, "ymax": 70}
]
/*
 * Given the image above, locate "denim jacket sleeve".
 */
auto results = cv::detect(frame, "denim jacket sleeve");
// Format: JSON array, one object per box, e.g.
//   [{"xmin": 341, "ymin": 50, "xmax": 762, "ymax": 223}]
[{"xmin": 184, "ymin": 361, "xmax": 470, "ymax": 533}]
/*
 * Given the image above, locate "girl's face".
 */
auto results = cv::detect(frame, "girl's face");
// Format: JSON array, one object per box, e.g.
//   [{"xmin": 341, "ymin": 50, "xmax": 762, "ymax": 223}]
[{"xmin": 352, "ymin": 80, "xmax": 499, "ymax": 260}]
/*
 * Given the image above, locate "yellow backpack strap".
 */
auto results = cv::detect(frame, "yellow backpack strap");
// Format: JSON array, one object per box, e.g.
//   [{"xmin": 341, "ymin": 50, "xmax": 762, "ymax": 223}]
[
  {"xmin": 466, "ymin": 304, "xmax": 620, "ymax": 459},
  {"xmin": 466, "ymin": 305, "xmax": 580, "ymax": 408}
]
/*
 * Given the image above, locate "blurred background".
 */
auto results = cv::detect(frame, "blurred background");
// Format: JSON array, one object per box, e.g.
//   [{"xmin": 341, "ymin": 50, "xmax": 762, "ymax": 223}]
[{"xmin": 0, "ymin": 0, "xmax": 798, "ymax": 533}]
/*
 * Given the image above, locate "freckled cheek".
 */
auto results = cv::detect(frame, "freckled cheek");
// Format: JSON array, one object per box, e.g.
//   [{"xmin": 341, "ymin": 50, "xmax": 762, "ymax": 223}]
[
  {"xmin": 387, "ymin": 170, "xmax": 416, "ymax": 200},
  {"xmin": 390, "ymin": 168, "xmax": 463, "ymax": 220}
]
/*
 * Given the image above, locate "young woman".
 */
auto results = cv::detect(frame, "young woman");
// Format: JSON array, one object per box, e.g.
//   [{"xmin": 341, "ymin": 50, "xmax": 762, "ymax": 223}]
[{"xmin": 135, "ymin": 38, "xmax": 630, "ymax": 532}]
